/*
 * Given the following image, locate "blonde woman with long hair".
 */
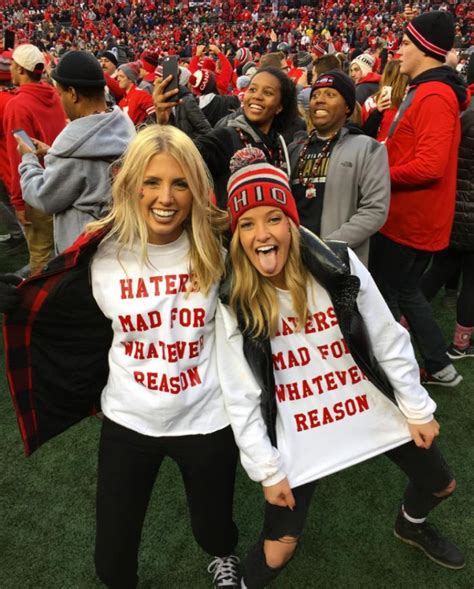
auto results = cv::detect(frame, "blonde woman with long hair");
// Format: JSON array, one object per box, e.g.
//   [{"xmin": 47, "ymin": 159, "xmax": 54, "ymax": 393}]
[
  {"xmin": 216, "ymin": 148, "xmax": 463, "ymax": 588},
  {"xmin": 3, "ymin": 125, "xmax": 241, "ymax": 588},
  {"xmin": 361, "ymin": 59, "xmax": 409, "ymax": 141}
]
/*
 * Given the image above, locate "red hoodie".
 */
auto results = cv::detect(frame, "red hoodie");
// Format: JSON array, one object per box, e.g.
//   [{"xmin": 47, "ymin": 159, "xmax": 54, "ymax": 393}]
[
  {"xmin": 0, "ymin": 86, "xmax": 17, "ymax": 195},
  {"xmin": 4, "ymin": 82, "xmax": 66, "ymax": 211},
  {"xmin": 382, "ymin": 75, "xmax": 469, "ymax": 251}
]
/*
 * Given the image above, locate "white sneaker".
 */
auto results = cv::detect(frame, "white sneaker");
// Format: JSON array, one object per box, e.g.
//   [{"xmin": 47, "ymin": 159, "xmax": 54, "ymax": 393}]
[{"xmin": 421, "ymin": 365, "xmax": 462, "ymax": 387}]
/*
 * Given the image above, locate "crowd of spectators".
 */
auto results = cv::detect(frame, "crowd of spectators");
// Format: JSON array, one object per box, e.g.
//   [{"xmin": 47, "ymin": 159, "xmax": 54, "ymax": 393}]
[{"xmin": 1, "ymin": 0, "xmax": 472, "ymax": 66}]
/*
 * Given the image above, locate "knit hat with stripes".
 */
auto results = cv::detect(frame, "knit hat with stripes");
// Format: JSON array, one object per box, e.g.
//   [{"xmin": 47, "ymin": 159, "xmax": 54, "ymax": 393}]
[
  {"xmin": 227, "ymin": 147, "xmax": 299, "ymax": 232},
  {"xmin": 235, "ymin": 47, "xmax": 252, "ymax": 68},
  {"xmin": 406, "ymin": 11, "xmax": 455, "ymax": 62}
]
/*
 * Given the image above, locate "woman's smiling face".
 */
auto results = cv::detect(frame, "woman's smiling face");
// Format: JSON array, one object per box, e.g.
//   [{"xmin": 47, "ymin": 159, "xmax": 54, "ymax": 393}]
[
  {"xmin": 139, "ymin": 152, "xmax": 193, "ymax": 245},
  {"xmin": 243, "ymin": 72, "xmax": 283, "ymax": 134}
]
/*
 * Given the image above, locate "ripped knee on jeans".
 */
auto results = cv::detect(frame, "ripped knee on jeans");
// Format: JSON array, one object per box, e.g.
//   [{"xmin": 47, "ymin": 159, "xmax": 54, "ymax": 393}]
[
  {"xmin": 433, "ymin": 478, "xmax": 456, "ymax": 498},
  {"xmin": 264, "ymin": 536, "xmax": 298, "ymax": 569}
]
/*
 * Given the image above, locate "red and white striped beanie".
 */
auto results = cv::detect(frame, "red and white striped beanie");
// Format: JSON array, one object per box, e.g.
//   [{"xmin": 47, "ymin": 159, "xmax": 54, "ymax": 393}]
[
  {"xmin": 227, "ymin": 148, "xmax": 299, "ymax": 233},
  {"xmin": 235, "ymin": 47, "xmax": 253, "ymax": 68},
  {"xmin": 406, "ymin": 12, "xmax": 454, "ymax": 62}
]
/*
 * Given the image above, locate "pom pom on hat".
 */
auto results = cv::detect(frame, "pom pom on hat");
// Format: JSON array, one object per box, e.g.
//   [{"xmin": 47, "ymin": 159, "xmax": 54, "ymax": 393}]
[
  {"xmin": 236, "ymin": 75, "xmax": 250, "ymax": 90},
  {"xmin": 200, "ymin": 56, "xmax": 216, "ymax": 72},
  {"xmin": 406, "ymin": 11, "xmax": 455, "ymax": 62},
  {"xmin": 190, "ymin": 69, "xmax": 216, "ymax": 95},
  {"xmin": 227, "ymin": 148, "xmax": 299, "ymax": 233},
  {"xmin": 229, "ymin": 146, "xmax": 267, "ymax": 173}
]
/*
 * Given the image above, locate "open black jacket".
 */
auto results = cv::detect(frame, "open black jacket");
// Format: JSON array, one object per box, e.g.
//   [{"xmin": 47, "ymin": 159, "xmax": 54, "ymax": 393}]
[{"xmin": 218, "ymin": 229, "xmax": 396, "ymax": 446}]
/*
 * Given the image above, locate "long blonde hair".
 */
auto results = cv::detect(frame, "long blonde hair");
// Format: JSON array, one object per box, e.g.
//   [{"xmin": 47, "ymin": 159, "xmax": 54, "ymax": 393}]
[
  {"xmin": 374, "ymin": 59, "xmax": 409, "ymax": 109},
  {"xmin": 87, "ymin": 125, "xmax": 228, "ymax": 295},
  {"xmin": 229, "ymin": 219, "xmax": 309, "ymax": 338}
]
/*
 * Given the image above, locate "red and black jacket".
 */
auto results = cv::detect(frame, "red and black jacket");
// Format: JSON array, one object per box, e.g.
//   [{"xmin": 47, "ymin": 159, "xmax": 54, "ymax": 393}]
[{"xmin": 3, "ymin": 230, "xmax": 112, "ymax": 456}]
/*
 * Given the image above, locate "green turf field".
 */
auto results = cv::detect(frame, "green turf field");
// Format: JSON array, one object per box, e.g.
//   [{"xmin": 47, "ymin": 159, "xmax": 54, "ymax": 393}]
[{"xmin": 1, "ymin": 243, "xmax": 472, "ymax": 588}]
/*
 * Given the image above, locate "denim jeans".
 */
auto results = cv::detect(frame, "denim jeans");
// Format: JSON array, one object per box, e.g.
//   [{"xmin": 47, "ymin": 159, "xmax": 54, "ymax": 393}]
[{"xmin": 369, "ymin": 233, "xmax": 450, "ymax": 374}]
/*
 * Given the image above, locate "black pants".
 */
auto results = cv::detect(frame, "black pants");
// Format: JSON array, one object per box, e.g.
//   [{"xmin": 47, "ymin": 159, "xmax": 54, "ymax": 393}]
[
  {"xmin": 370, "ymin": 233, "xmax": 450, "ymax": 374},
  {"xmin": 94, "ymin": 418, "xmax": 239, "ymax": 589},
  {"xmin": 421, "ymin": 247, "xmax": 474, "ymax": 327},
  {"xmin": 244, "ymin": 440, "xmax": 453, "ymax": 588}
]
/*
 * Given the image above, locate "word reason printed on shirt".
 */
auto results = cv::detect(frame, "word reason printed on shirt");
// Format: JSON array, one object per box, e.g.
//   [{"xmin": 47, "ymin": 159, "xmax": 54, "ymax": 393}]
[
  {"xmin": 273, "ymin": 307, "xmax": 372, "ymax": 433},
  {"xmin": 117, "ymin": 273, "xmax": 206, "ymax": 395}
]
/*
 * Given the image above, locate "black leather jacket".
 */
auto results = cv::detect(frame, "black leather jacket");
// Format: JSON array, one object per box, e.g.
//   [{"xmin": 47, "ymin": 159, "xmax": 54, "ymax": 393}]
[{"xmin": 219, "ymin": 228, "xmax": 396, "ymax": 446}]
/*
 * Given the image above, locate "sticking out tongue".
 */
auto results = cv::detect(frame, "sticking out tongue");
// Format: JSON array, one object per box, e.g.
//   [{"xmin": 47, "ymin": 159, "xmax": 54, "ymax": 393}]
[{"xmin": 258, "ymin": 248, "xmax": 278, "ymax": 274}]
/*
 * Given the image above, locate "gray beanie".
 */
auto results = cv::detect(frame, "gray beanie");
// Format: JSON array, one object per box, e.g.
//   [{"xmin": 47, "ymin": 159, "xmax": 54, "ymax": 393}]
[{"xmin": 118, "ymin": 62, "xmax": 140, "ymax": 83}]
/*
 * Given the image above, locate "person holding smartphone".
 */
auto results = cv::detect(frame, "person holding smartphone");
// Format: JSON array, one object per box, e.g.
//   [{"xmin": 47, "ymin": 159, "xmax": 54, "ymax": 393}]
[
  {"xmin": 4, "ymin": 43, "xmax": 66, "ymax": 273},
  {"xmin": 15, "ymin": 50, "xmax": 135, "ymax": 254},
  {"xmin": 154, "ymin": 66, "xmax": 298, "ymax": 210}
]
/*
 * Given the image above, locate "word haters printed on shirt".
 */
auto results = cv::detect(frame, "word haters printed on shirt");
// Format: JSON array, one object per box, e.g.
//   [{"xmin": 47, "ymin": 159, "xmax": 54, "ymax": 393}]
[{"xmin": 117, "ymin": 273, "xmax": 207, "ymax": 395}]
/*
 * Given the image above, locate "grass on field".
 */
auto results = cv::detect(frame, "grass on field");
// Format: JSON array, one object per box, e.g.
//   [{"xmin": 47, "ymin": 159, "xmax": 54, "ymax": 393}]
[{"xmin": 0, "ymin": 239, "xmax": 473, "ymax": 589}]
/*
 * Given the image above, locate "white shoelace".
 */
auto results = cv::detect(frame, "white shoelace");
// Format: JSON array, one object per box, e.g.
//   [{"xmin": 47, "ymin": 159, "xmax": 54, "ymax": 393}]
[{"xmin": 207, "ymin": 555, "xmax": 240, "ymax": 587}]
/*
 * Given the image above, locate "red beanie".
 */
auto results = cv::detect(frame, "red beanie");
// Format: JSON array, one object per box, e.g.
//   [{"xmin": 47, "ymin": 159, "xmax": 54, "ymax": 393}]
[
  {"xmin": 227, "ymin": 148, "xmax": 299, "ymax": 233},
  {"xmin": 190, "ymin": 69, "xmax": 215, "ymax": 95},
  {"xmin": 200, "ymin": 56, "xmax": 216, "ymax": 72}
]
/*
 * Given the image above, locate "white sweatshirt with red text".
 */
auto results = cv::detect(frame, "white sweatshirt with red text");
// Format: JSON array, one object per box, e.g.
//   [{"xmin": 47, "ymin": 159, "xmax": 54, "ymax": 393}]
[
  {"xmin": 216, "ymin": 249, "xmax": 436, "ymax": 488},
  {"xmin": 91, "ymin": 232, "xmax": 229, "ymax": 437}
]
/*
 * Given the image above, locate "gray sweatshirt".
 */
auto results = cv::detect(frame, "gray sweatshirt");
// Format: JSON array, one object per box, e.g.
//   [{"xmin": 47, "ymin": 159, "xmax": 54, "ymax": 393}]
[{"xmin": 19, "ymin": 106, "xmax": 135, "ymax": 254}]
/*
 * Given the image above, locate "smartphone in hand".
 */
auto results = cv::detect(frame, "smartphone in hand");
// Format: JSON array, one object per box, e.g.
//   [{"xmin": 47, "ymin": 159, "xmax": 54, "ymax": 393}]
[
  {"xmin": 12, "ymin": 128, "xmax": 36, "ymax": 151},
  {"xmin": 381, "ymin": 86, "xmax": 392, "ymax": 101},
  {"xmin": 162, "ymin": 55, "xmax": 179, "ymax": 98}
]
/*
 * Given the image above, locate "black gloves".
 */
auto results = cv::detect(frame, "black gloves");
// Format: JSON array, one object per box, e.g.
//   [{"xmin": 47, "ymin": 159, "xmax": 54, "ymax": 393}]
[{"xmin": 0, "ymin": 274, "xmax": 23, "ymax": 314}]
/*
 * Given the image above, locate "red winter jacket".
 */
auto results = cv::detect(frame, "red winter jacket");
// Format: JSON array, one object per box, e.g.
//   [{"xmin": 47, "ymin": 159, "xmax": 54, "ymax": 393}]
[
  {"xmin": 382, "ymin": 78, "xmax": 467, "ymax": 251},
  {"xmin": 0, "ymin": 87, "xmax": 17, "ymax": 195},
  {"xmin": 3, "ymin": 83, "xmax": 66, "ymax": 211},
  {"xmin": 118, "ymin": 84, "xmax": 156, "ymax": 126}
]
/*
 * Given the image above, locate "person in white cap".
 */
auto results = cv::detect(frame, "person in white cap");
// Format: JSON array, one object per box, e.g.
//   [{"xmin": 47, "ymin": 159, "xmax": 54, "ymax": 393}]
[{"xmin": 4, "ymin": 44, "xmax": 66, "ymax": 274}]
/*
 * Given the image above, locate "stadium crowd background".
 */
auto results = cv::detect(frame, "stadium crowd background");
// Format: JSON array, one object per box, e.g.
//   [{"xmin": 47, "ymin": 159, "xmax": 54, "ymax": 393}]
[{"xmin": 1, "ymin": 0, "xmax": 472, "ymax": 67}]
